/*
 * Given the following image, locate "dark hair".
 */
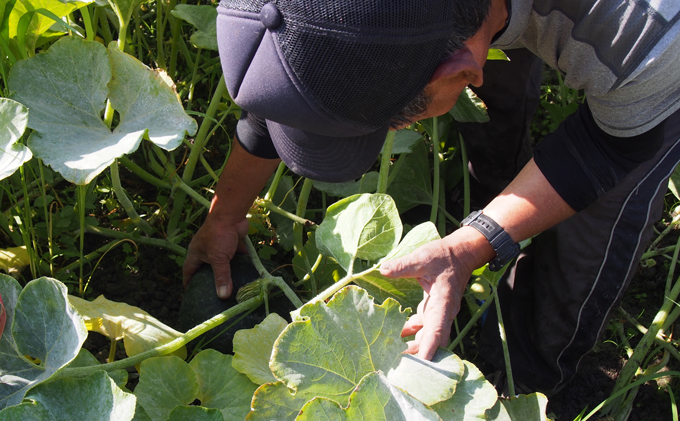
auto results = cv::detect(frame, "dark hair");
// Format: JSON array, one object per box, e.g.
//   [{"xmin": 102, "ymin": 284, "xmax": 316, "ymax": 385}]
[{"xmin": 391, "ymin": 0, "xmax": 492, "ymax": 128}]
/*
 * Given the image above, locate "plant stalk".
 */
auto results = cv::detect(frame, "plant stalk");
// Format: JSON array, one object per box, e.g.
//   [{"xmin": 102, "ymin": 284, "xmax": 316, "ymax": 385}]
[{"xmin": 377, "ymin": 131, "xmax": 396, "ymax": 194}]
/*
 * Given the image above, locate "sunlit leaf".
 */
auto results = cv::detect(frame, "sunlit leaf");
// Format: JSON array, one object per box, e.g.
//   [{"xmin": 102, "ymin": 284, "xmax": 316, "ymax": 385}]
[
  {"xmin": 0, "ymin": 99, "xmax": 31, "ymax": 181},
  {"xmin": 68, "ymin": 294, "xmax": 186, "ymax": 361},
  {"xmin": 270, "ymin": 286, "xmax": 408, "ymax": 399},
  {"xmin": 0, "ymin": 246, "xmax": 30, "ymax": 278},
  {"xmin": 0, "ymin": 371, "xmax": 135, "ymax": 421},
  {"xmin": 0, "ymin": 276, "xmax": 87, "ymax": 409},
  {"xmin": 498, "ymin": 393, "xmax": 549, "ymax": 421},
  {"xmin": 189, "ymin": 350, "xmax": 258, "ymax": 421},
  {"xmin": 431, "ymin": 360, "xmax": 498, "ymax": 421},
  {"xmin": 7, "ymin": 0, "xmax": 90, "ymax": 52},
  {"xmin": 668, "ymin": 163, "xmax": 680, "ymax": 201},
  {"xmin": 108, "ymin": 43, "xmax": 197, "ymax": 151},
  {"xmin": 8, "ymin": 36, "xmax": 196, "ymax": 185},
  {"xmin": 316, "ymin": 194, "xmax": 402, "ymax": 272},
  {"xmin": 450, "ymin": 87, "xmax": 489, "ymax": 123},
  {"xmin": 232, "ymin": 313, "xmax": 288, "ymax": 385},
  {"xmin": 171, "ymin": 4, "xmax": 218, "ymax": 51},
  {"xmin": 487, "ymin": 49, "xmax": 509, "ymax": 61},
  {"xmin": 386, "ymin": 348, "xmax": 465, "ymax": 406},
  {"xmin": 296, "ymin": 372, "xmax": 442, "ymax": 421}
]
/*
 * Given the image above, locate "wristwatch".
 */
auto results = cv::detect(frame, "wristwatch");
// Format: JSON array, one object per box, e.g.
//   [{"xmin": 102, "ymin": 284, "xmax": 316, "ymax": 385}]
[{"xmin": 460, "ymin": 210, "xmax": 520, "ymax": 271}]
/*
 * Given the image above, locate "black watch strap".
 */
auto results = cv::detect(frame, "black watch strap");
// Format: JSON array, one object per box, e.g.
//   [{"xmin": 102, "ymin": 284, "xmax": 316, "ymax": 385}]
[{"xmin": 461, "ymin": 210, "xmax": 520, "ymax": 271}]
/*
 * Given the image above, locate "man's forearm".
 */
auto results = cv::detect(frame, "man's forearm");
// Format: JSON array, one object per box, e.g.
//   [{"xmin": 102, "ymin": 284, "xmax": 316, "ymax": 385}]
[
  {"xmin": 482, "ymin": 158, "xmax": 576, "ymax": 244},
  {"xmin": 209, "ymin": 139, "xmax": 281, "ymax": 224}
]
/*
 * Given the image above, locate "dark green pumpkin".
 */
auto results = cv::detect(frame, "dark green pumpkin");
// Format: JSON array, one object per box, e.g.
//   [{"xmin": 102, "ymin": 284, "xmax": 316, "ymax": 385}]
[{"xmin": 179, "ymin": 255, "xmax": 293, "ymax": 354}]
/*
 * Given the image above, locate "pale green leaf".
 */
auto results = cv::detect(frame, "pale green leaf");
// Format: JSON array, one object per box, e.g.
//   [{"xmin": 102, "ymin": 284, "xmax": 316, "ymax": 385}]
[
  {"xmin": 316, "ymin": 194, "xmax": 402, "ymax": 272},
  {"xmin": 69, "ymin": 295, "xmax": 186, "ymax": 361},
  {"xmin": 0, "ymin": 99, "xmax": 31, "ymax": 181},
  {"xmin": 270, "ymin": 286, "xmax": 408, "ymax": 400},
  {"xmin": 167, "ymin": 405, "xmax": 223, "ymax": 421},
  {"xmin": 249, "ymin": 382, "xmax": 320, "ymax": 421},
  {"xmin": 9, "ymin": 37, "xmax": 195, "ymax": 185},
  {"xmin": 0, "ymin": 277, "xmax": 87, "ymax": 409},
  {"xmin": 431, "ymin": 360, "xmax": 498, "ymax": 421},
  {"xmin": 134, "ymin": 356, "xmax": 199, "ymax": 421},
  {"xmin": 296, "ymin": 372, "xmax": 442, "ymax": 421},
  {"xmin": 189, "ymin": 349, "xmax": 258, "ymax": 421},
  {"xmin": 66, "ymin": 348, "xmax": 129, "ymax": 389},
  {"xmin": 386, "ymin": 140, "xmax": 432, "ymax": 214},
  {"xmin": 386, "ymin": 348, "xmax": 465, "ymax": 406},
  {"xmin": 171, "ymin": 4, "xmax": 218, "ymax": 51},
  {"xmin": 108, "ymin": 43, "xmax": 197, "ymax": 150},
  {"xmin": 0, "ymin": 371, "xmax": 135, "ymax": 421},
  {"xmin": 355, "ymin": 222, "xmax": 440, "ymax": 308},
  {"xmin": 9, "ymin": 37, "xmax": 139, "ymax": 185},
  {"xmin": 232, "ymin": 313, "xmax": 288, "ymax": 385},
  {"xmin": 450, "ymin": 87, "xmax": 489, "ymax": 123},
  {"xmin": 313, "ymin": 171, "xmax": 379, "ymax": 198}
]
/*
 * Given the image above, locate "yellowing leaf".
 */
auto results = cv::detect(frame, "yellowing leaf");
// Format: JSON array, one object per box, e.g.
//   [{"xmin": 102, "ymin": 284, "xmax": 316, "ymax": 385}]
[
  {"xmin": 0, "ymin": 246, "xmax": 30, "ymax": 277},
  {"xmin": 69, "ymin": 295, "xmax": 186, "ymax": 361}
]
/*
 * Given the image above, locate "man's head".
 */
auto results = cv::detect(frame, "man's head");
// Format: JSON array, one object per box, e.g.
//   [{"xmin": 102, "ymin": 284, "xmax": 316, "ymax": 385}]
[{"xmin": 217, "ymin": 0, "xmax": 492, "ymax": 182}]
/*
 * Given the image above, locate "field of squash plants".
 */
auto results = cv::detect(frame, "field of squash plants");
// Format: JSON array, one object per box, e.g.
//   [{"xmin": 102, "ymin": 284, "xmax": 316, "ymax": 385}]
[{"xmin": 0, "ymin": 0, "xmax": 679, "ymax": 420}]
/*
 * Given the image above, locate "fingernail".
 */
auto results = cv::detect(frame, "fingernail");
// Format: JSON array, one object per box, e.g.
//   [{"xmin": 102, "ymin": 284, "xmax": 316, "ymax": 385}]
[{"xmin": 217, "ymin": 286, "xmax": 229, "ymax": 298}]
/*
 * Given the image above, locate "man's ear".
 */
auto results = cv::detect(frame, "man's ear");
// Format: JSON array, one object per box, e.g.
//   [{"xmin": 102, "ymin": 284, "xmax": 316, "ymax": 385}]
[{"xmin": 429, "ymin": 45, "xmax": 484, "ymax": 87}]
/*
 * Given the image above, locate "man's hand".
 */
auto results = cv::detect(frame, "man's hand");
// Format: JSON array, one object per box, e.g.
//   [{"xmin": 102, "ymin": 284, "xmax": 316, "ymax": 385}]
[
  {"xmin": 183, "ymin": 215, "xmax": 249, "ymax": 298},
  {"xmin": 380, "ymin": 228, "xmax": 494, "ymax": 360},
  {"xmin": 181, "ymin": 139, "xmax": 281, "ymax": 299}
]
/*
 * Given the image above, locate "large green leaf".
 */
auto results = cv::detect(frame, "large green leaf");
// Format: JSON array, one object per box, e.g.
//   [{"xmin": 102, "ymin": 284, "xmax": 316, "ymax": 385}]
[
  {"xmin": 355, "ymin": 222, "xmax": 440, "ymax": 308},
  {"xmin": 8, "ymin": 36, "xmax": 196, "ymax": 185},
  {"xmin": 134, "ymin": 351, "xmax": 257, "ymax": 421},
  {"xmin": 65, "ymin": 348, "xmax": 128, "ymax": 389},
  {"xmin": 316, "ymin": 194, "xmax": 402, "ymax": 272},
  {"xmin": 232, "ymin": 313, "xmax": 288, "ymax": 385},
  {"xmin": 386, "ymin": 348, "xmax": 465, "ymax": 406},
  {"xmin": 386, "ymin": 140, "xmax": 432, "ymax": 214},
  {"xmin": 383, "ymin": 129, "xmax": 424, "ymax": 155},
  {"xmin": 0, "ymin": 293, "xmax": 4, "ymax": 339},
  {"xmin": 270, "ymin": 286, "xmax": 408, "ymax": 399},
  {"xmin": 171, "ymin": 4, "xmax": 218, "ymax": 51},
  {"xmin": 189, "ymin": 350, "xmax": 258, "ymax": 421},
  {"xmin": 0, "ymin": 99, "xmax": 31, "ymax": 181},
  {"xmin": 0, "ymin": 276, "xmax": 87, "ymax": 410},
  {"xmin": 431, "ymin": 361, "xmax": 498, "ymax": 421},
  {"xmin": 296, "ymin": 372, "xmax": 442, "ymax": 421},
  {"xmin": 0, "ymin": 371, "xmax": 136, "ymax": 421}
]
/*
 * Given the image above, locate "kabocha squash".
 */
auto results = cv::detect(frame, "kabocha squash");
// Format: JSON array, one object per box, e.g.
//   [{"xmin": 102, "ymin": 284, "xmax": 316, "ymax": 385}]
[{"xmin": 179, "ymin": 255, "xmax": 292, "ymax": 354}]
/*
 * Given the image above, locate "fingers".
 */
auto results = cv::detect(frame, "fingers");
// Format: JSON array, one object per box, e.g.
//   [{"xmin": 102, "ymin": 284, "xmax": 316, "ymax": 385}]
[
  {"xmin": 211, "ymin": 260, "xmax": 234, "ymax": 299},
  {"xmin": 401, "ymin": 313, "xmax": 423, "ymax": 337}
]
